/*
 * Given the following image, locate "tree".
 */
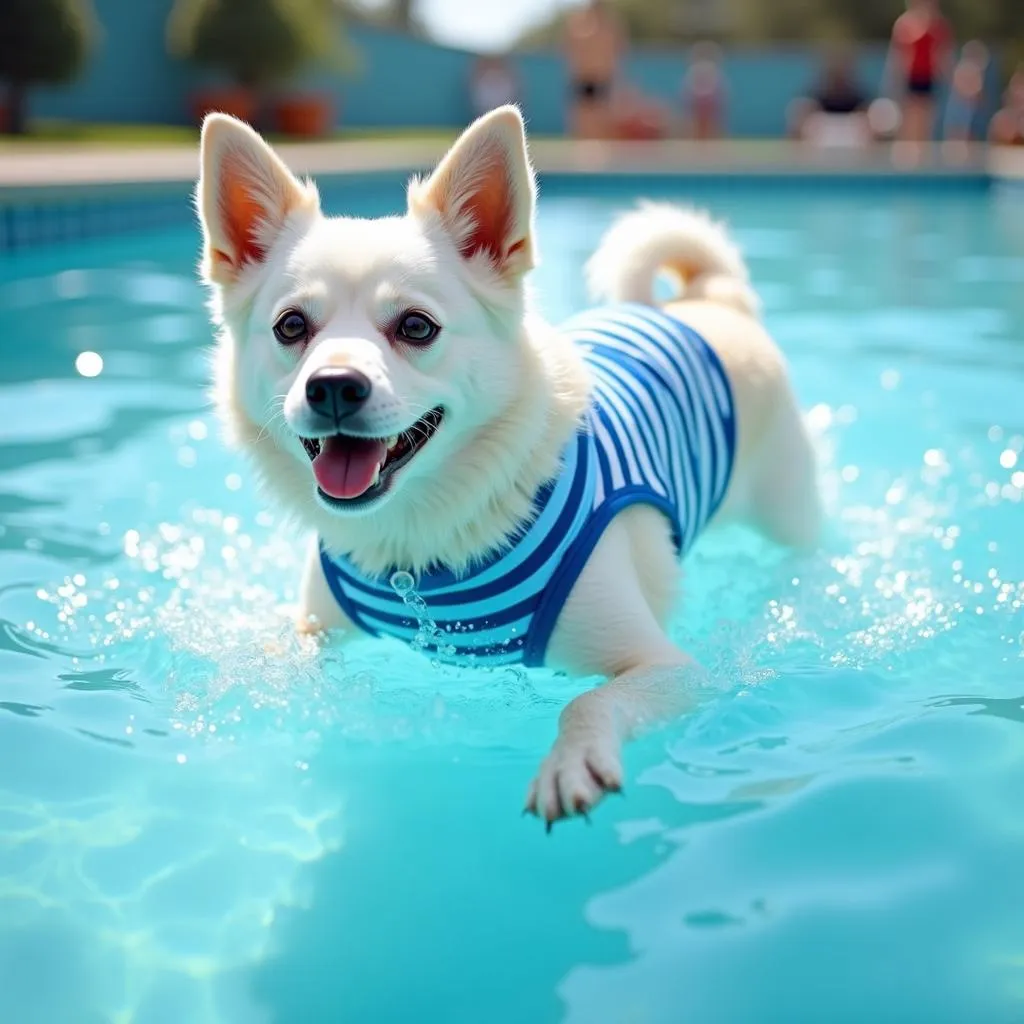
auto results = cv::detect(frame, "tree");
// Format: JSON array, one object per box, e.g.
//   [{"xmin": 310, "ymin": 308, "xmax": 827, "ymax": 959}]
[
  {"xmin": 391, "ymin": 0, "xmax": 416, "ymax": 31},
  {"xmin": 0, "ymin": 0, "xmax": 96, "ymax": 135},
  {"xmin": 167, "ymin": 0, "xmax": 355, "ymax": 92}
]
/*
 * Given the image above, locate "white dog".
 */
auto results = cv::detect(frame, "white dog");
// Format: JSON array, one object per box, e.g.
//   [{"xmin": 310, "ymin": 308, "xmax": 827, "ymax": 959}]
[{"xmin": 197, "ymin": 106, "xmax": 821, "ymax": 829}]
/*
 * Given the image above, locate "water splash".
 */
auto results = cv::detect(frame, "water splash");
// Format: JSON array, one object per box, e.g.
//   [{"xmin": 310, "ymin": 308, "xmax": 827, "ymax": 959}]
[
  {"xmin": 389, "ymin": 569, "xmax": 457, "ymax": 661},
  {"xmin": 3, "ymin": 507, "xmax": 349, "ymax": 1024}
]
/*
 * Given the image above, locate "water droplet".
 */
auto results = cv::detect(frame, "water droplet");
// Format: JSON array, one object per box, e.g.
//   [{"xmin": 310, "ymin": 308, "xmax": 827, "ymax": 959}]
[
  {"xmin": 75, "ymin": 351, "xmax": 103, "ymax": 377},
  {"xmin": 806, "ymin": 404, "xmax": 832, "ymax": 431},
  {"xmin": 390, "ymin": 571, "xmax": 414, "ymax": 596}
]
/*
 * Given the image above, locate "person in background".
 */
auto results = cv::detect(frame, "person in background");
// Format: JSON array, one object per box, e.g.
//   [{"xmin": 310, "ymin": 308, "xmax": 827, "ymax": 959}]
[
  {"xmin": 681, "ymin": 42, "xmax": 726, "ymax": 140},
  {"xmin": 989, "ymin": 65, "xmax": 1024, "ymax": 146},
  {"xmin": 563, "ymin": 0, "xmax": 627, "ymax": 139},
  {"xmin": 469, "ymin": 54, "xmax": 519, "ymax": 119},
  {"xmin": 613, "ymin": 84, "xmax": 669, "ymax": 140},
  {"xmin": 943, "ymin": 41, "xmax": 988, "ymax": 145},
  {"xmin": 789, "ymin": 45, "xmax": 872, "ymax": 148},
  {"xmin": 885, "ymin": 0, "xmax": 954, "ymax": 145}
]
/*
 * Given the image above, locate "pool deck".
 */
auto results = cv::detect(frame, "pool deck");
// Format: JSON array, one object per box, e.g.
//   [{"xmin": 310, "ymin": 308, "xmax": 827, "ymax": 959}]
[{"xmin": 1, "ymin": 137, "xmax": 1022, "ymax": 191}]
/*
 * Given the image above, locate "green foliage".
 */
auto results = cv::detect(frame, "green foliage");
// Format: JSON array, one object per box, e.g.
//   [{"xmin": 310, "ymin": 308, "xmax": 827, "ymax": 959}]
[
  {"xmin": 167, "ymin": 0, "xmax": 358, "ymax": 88},
  {"xmin": 0, "ymin": 0, "xmax": 96, "ymax": 85}
]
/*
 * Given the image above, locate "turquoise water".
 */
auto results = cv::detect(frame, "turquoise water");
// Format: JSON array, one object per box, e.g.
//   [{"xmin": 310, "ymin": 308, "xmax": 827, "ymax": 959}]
[{"xmin": 1, "ymin": 181, "xmax": 1023, "ymax": 1024}]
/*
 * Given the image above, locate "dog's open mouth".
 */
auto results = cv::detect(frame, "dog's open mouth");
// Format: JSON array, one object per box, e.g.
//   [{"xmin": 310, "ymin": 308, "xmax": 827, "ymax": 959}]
[{"xmin": 300, "ymin": 406, "xmax": 444, "ymax": 506}]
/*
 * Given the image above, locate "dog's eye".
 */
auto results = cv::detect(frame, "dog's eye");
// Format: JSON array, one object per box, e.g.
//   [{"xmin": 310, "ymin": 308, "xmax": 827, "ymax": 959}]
[
  {"xmin": 273, "ymin": 309, "xmax": 309, "ymax": 346},
  {"xmin": 396, "ymin": 311, "xmax": 440, "ymax": 346}
]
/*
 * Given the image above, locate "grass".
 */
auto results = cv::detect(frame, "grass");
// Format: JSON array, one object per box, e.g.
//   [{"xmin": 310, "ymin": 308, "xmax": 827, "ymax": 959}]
[
  {"xmin": 0, "ymin": 121, "xmax": 836, "ymax": 152},
  {"xmin": 0, "ymin": 120, "xmax": 461, "ymax": 148},
  {"xmin": 0, "ymin": 121, "xmax": 200, "ymax": 147}
]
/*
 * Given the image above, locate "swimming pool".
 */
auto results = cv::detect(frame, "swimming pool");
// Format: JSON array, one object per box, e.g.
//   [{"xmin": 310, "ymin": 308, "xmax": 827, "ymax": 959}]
[{"xmin": 1, "ymin": 177, "xmax": 1023, "ymax": 1024}]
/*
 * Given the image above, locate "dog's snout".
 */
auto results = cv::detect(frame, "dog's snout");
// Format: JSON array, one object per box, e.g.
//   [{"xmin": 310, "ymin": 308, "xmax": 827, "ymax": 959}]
[{"xmin": 305, "ymin": 367, "xmax": 372, "ymax": 422}]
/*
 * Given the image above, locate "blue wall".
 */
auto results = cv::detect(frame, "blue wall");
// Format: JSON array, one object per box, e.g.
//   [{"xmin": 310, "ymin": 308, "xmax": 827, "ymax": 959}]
[
  {"xmin": 34, "ymin": 0, "xmax": 190, "ymax": 125},
  {"xmin": 29, "ymin": 0, "xmax": 1000, "ymax": 138}
]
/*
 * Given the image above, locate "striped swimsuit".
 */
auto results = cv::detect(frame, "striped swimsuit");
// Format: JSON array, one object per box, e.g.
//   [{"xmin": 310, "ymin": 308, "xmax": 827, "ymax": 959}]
[{"xmin": 320, "ymin": 304, "xmax": 736, "ymax": 668}]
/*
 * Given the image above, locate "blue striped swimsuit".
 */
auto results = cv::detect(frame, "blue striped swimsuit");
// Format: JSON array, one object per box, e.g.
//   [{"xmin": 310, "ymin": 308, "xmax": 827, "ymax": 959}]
[{"xmin": 320, "ymin": 304, "xmax": 736, "ymax": 668}]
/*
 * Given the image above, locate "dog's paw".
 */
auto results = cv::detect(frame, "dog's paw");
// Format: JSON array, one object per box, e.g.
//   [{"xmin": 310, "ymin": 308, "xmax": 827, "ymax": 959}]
[{"xmin": 524, "ymin": 734, "xmax": 623, "ymax": 831}]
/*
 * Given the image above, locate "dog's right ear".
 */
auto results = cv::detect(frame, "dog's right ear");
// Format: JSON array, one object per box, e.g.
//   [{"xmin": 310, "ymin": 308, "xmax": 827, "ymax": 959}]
[{"xmin": 197, "ymin": 114, "xmax": 318, "ymax": 286}]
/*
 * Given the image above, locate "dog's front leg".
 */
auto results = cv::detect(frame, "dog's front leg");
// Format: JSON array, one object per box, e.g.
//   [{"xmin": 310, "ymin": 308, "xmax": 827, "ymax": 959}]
[
  {"xmin": 525, "ymin": 511, "xmax": 701, "ymax": 829},
  {"xmin": 296, "ymin": 535, "xmax": 359, "ymax": 637},
  {"xmin": 524, "ymin": 656, "xmax": 698, "ymax": 829}
]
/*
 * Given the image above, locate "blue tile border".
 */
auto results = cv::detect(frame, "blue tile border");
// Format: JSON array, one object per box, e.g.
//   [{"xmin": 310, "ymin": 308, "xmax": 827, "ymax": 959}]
[
  {"xmin": 539, "ymin": 170, "xmax": 994, "ymax": 198},
  {"xmin": 0, "ymin": 166, "xmax": 1005, "ymax": 253},
  {"xmin": 0, "ymin": 182, "xmax": 197, "ymax": 253}
]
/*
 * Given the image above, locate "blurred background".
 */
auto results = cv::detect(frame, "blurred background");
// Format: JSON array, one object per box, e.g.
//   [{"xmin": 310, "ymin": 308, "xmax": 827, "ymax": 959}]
[{"xmin": 1, "ymin": 0, "xmax": 1022, "ymax": 155}]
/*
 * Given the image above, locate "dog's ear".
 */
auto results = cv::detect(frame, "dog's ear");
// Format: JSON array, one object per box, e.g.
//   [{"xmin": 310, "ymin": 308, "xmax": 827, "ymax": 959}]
[
  {"xmin": 409, "ymin": 105, "xmax": 537, "ymax": 281},
  {"xmin": 197, "ymin": 114, "xmax": 318, "ymax": 286}
]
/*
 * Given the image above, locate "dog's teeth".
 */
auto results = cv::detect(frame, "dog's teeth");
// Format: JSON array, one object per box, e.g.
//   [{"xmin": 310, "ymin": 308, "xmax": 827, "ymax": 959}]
[
  {"xmin": 386, "ymin": 435, "xmax": 398, "ymax": 449},
  {"xmin": 370, "ymin": 464, "xmax": 381, "ymax": 486}
]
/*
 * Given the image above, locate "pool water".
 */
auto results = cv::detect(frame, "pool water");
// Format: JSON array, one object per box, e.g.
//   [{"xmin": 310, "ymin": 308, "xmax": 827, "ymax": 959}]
[{"xmin": 1, "ymin": 180, "xmax": 1023, "ymax": 1024}]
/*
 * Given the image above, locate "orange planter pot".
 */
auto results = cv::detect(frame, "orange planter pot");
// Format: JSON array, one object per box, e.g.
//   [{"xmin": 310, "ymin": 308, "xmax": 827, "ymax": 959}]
[
  {"xmin": 273, "ymin": 94, "xmax": 335, "ymax": 138},
  {"xmin": 189, "ymin": 88, "xmax": 257, "ymax": 126}
]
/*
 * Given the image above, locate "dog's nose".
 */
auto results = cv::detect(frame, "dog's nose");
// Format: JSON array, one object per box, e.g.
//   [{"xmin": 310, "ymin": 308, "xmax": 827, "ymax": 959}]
[{"xmin": 305, "ymin": 368, "xmax": 372, "ymax": 422}]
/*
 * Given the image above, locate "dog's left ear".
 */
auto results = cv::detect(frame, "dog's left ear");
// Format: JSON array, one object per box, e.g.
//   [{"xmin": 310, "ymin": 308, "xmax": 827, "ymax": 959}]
[
  {"xmin": 198, "ymin": 114, "xmax": 319, "ymax": 286},
  {"xmin": 410, "ymin": 105, "xmax": 537, "ymax": 281}
]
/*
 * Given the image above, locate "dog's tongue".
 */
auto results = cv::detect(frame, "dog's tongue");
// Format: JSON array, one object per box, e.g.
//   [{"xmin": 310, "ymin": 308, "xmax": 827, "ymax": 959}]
[{"xmin": 313, "ymin": 436, "xmax": 387, "ymax": 499}]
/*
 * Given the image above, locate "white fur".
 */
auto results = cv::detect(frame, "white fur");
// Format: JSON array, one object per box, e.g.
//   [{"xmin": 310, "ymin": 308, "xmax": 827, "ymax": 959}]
[
  {"xmin": 197, "ymin": 107, "xmax": 822, "ymax": 829},
  {"xmin": 586, "ymin": 201, "xmax": 761, "ymax": 318}
]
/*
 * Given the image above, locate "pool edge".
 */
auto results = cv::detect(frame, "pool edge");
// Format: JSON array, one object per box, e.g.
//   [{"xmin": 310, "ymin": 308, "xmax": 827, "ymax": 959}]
[{"xmin": 1, "ymin": 139, "xmax": 1020, "ymax": 253}]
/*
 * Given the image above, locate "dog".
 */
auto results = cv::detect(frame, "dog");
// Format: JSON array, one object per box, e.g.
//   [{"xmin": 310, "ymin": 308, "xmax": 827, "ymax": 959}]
[{"xmin": 196, "ymin": 106, "xmax": 821, "ymax": 829}]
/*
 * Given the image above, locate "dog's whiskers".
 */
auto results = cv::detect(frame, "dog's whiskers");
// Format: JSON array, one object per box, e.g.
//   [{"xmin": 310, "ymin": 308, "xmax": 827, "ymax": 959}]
[{"xmin": 255, "ymin": 395, "xmax": 288, "ymax": 445}]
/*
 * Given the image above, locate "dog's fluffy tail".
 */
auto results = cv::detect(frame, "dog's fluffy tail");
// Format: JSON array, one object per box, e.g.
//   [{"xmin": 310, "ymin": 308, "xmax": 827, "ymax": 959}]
[{"xmin": 585, "ymin": 202, "xmax": 760, "ymax": 318}]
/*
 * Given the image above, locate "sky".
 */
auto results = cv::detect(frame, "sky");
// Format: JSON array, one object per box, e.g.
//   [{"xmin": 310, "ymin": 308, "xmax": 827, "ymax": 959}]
[{"xmin": 351, "ymin": 0, "xmax": 575, "ymax": 52}]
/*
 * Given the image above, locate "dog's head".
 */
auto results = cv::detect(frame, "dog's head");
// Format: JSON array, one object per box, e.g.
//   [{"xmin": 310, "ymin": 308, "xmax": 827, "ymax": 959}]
[{"xmin": 197, "ymin": 107, "xmax": 579, "ymax": 569}]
